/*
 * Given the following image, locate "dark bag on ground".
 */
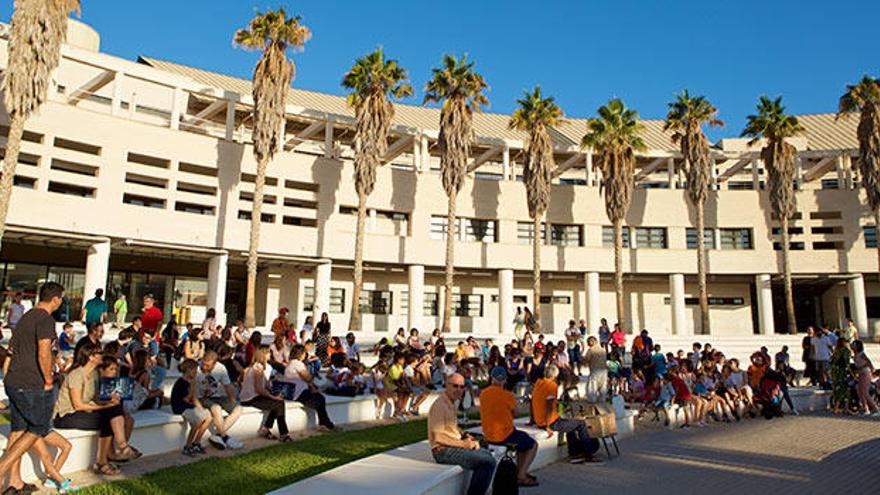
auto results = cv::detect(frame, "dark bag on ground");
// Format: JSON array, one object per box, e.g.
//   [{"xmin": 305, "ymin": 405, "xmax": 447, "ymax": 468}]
[{"xmin": 492, "ymin": 452, "xmax": 519, "ymax": 495}]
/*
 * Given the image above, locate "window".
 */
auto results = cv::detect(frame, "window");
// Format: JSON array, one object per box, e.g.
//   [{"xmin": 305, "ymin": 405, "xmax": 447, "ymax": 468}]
[
  {"xmin": 664, "ymin": 297, "xmax": 745, "ymax": 306},
  {"xmin": 282, "ymin": 216, "xmax": 318, "ymax": 227},
  {"xmin": 867, "ymin": 297, "xmax": 880, "ymax": 319},
  {"xmin": 559, "ymin": 178, "xmax": 586, "ymax": 186},
  {"xmin": 550, "ymin": 224, "xmax": 583, "ymax": 247},
  {"xmin": 727, "ymin": 181, "xmax": 755, "ymax": 190},
  {"xmin": 821, "ymin": 179, "xmax": 839, "ymax": 190},
  {"xmin": 812, "ymin": 241, "xmax": 843, "ymax": 250},
  {"xmin": 125, "ymin": 173, "xmax": 167, "ymax": 189},
  {"xmin": 463, "ymin": 218, "xmax": 496, "ymax": 242},
  {"xmin": 175, "ymin": 202, "xmax": 214, "ymax": 216},
  {"xmin": 517, "ymin": 222, "xmax": 545, "ymax": 245},
  {"xmin": 866, "ymin": 226, "xmax": 877, "ymax": 248},
  {"xmin": 773, "ymin": 242, "xmax": 805, "ymax": 251},
  {"xmin": 241, "ymin": 173, "xmax": 278, "ymax": 186},
  {"xmin": 178, "ymin": 182, "xmax": 217, "ymax": 196},
  {"xmin": 812, "ymin": 226, "xmax": 842, "ymax": 235},
  {"xmin": 538, "ymin": 296, "xmax": 572, "ymax": 304},
  {"xmin": 452, "ymin": 294, "xmax": 483, "ymax": 317},
  {"xmin": 809, "ymin": 211, "xmax": 842, "ymax": 220},
  {"xmin": 430, "ymin": 216, "xmax": 449, "ymax": 240},
  {"xmin": 424, "ymin": 292, "xmax": 439, "ymax": 317},
  {"xmin": 240, "ymin": 192, "xmax": 276, "ymax": 204},
  {"xmin": 127, "ymin": 152, "xmax": 170, "ymax": 169},
  {"xmin": 179, "ymin": 162, "xmax": 218, "ymax": 177},
  {"xmin": 771, "ymin": 227, "xmax": 803, "ymax": 235},
  {"xmin": 686, "ymin": 228, "xmax": 715, "ymax": 250},
  {"xmin": 123, "ymin": 193, "xmax": 164, "ymax": 208},
  {"xmin": 50, "ymin": 158, "xmax": 97, "ymax": 177},
  {"xmin": 302, "ymin": 286, "xmax": 345, "ymax": 313},
  {"xmin": 53, "ymin": 137, "xmax": 101, "ymax": 155},
  {"xmin": 602, "ymin": 226, "xmax": 630, "ymax": 248},
  {"xmin": 13, "ymin": 176, "xmax": 36, "ymax": 189},
  {"xmin": 720, "ymin": 228, "xmax": 753, "ymax": 250},
  {"xmin": 48, "ymin": 182, "xmax": 94, "ymax": 198},
  {"xmin": 238, "ymin": 210, "xmax": 275, "ymax": 223},
  {"xmin": 359, "ymin": 290, "xmax": 392, "ymax": 315},
  {"xmin": 635, "ymin": 227, "xmax": 667, "ymax": 249}
]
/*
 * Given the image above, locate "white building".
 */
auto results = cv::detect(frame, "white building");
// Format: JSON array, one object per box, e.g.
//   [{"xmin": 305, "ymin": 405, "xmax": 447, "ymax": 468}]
[{"xmin": 0, "ymin": 20, "xmax": 876, "ymax": 342}]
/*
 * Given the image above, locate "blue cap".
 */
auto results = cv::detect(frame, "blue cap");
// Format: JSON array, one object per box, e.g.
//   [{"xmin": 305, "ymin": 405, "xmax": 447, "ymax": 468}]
[{"xmin": 490, "ymin": 366, "xmax": 507, "ymax": 382}]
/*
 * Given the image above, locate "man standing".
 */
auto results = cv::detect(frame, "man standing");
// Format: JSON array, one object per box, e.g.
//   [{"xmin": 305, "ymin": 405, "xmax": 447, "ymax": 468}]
[
  {"xmin": 0, "ymin": 283, "xmax": 65, "ymax": 488},
  {"xmin": 141, "ymin": 294, "xmax": 163, "ymax": 338},
  {"xmin": 428, "ymin": 373, "xmax": 496, "ymax": 495},
  {"xmin": 532, "ymin": 365, "xmax": 602, "ymax": 464},
  {"xmin": 585, "ymin": 336, "xmax": 609, "ymax": 402},
  {"xmin": 6, "ymin": 293, "xmax": 26, "ymax": 330},
  {"xmin": 197, "ymin": 351, "xmax": 244, "ymax": 450},
  {"xmin": 81, "ymin": 288, "xmax": 108, "ymax": 328},
  {"xmin": 271, "ymin": 308, "xmax": 291, "ymax": 340},
  {"xmin": 811, "ymin": 327, "xmax": 833, "ymax": 387},
  {"xmin": 480, "ymin": 367, "xmax": 538, "ymax": 487},
  {"xmin": 113, "ymin": 294, "xmax": 128, "ymax": 328},
  {"xmin": 564, "ymin": 320, "xmax": 582, "ymax": 376},
  {"xmin": 843, "ymin": 319, "xmax": 859, "ymax": 343}
]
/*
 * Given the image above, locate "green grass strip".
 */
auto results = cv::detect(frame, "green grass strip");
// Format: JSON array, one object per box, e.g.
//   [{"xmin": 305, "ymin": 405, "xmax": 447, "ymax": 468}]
[{"xmin": 80, "ymin": 419, "xmax": 428, "ymax": 495}]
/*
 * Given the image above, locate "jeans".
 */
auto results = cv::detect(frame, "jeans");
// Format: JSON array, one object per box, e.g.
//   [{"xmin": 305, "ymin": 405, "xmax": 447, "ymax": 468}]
[
  {"xmin": 296, "ymin": 389, "xmax": 334, "ymax": 428},
  {"xmin": 588, "ymin": 368, "xmax": 608, "ymax": 402},
  {"xmin": 6, "ymin": 386, "xmax": 55, "ymax": 437},
  {"xmin": 241, "ymin": 396, "xmax": 288, "ymax": 436},
  {"xmin": 150, "ymin": 365, "xmax": 167, "ymax": 391},
  {"xmin": 432, "ymin": 446, "xmax": 496, "ymax": 495},
  {"xmin": 550, "ymin": 418, "xmax": 599, "ymax": 458}
]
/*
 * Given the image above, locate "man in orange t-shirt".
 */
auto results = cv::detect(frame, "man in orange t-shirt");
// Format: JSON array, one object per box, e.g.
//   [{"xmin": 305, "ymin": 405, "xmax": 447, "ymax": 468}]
[
  {"xmin": 480, "ymin": 367, "xmax": 538, "ymax": 487},
  {"xmin": 532, "ymin": 365, "xmax": 602, "ymax": 464}
]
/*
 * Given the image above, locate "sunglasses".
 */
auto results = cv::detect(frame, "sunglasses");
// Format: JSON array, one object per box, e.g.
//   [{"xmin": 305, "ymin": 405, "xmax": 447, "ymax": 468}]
[{"xmin": 447, "ymin": 383, "xmax": 465, "ymax": 389}]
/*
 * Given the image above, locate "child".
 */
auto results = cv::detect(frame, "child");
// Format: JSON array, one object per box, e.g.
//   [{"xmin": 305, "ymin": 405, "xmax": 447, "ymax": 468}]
[
  {"xmin": 326, "ymin": 353, "xmax": 357, "ymax": 397},
  {"xmin": 350, "ymin": 362, "xmax": 368, "ymax": 395},
  {"xmin": 383, "ymin": 352, "xmax": 409, "ymax": 421},
  {"xmin": 172, "ymin": 359, "xmax": 212, "ymax": 456},
  {"xmin": 655, "ymin": 375, "xmax": 676, "ymax": 427},
  {"xmin": 404, "ymin": 353, "xmax": 429, "ymax": 415},
  {"xmin": 58, "ymin": 322, "xmax": 76, "ymax": 371},
  {"xmin": 303, "ymin": 340, "xmax": 321, "ymax": 377},
  {"xmin": 371, "ymin": 360, "xmax": 390, "ymax": 419},
  {"xmin": 131, "ymin": 349, "xmax": 165, "ymax": 411}
]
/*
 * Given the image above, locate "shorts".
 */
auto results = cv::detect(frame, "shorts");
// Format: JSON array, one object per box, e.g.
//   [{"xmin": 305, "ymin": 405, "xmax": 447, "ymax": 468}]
[
  {"xmin": 182, "ymin": 407, "xmax": 210, "ymax": 427},
  {"xmin": 498, "ymin": 429, "xmax": 537, "ymax": 452},
  {"xmin": 6, "ymin": 386, "xmax": 55, "ymax": 437},
  {"xmin": 815, "ymin": 361, "xmax": 830, "ymax": 374},
  {"xmin": 201, "ymin": 396, "xmax": 239, "ymax": 414}
]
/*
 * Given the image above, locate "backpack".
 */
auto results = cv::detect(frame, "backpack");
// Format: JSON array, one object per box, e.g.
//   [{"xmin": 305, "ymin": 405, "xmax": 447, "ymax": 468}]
[{"xmin": 492, "ymin": 450, "xmax": 519, "ymax": 495}]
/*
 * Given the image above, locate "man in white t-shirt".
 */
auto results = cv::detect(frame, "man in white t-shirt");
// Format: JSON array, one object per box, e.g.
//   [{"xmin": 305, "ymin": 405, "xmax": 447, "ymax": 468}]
[
  {"xmin": 343, "ymin": 332, "xmax": 361, "ymax": 362},
  {"xmin": 811, "ymin": 328, "xmax": 833, "ymax": 386},
  {"xmin": 198, "ymin": 351, "xmax": 243, "ymax": 450}
]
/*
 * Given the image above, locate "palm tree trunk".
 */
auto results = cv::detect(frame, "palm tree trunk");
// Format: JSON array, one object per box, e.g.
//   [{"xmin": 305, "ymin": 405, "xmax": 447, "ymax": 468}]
[
  {"xmin": 780, "ymin": 216, "xmax": 797, "ymax": 334},
  {"xmin": 244, "ymin": 158, "xmax": 268, "ymax": 329},
  {"xmin": 442, "ymin": 193, "xmax": 456, "ymax": 332},
  {"xmin": 0, "ymin": 116, "xmax": 25, "ymax": 249},
  {"xmin": 349, "ymin": 191, "xmax": 367, "ymax": 331},
  {"xmin": 614, "ymin": 218, "xmax": 625, "ymax": 330},
  {"xmin": 532, "ymin": 214, "xmax": 542, "ymax": 331},
  {"xmin": 875, "ymin": 209, "xmax": 880, "ymax": 273},
  {"xmin": 696, "ymin": 202, "xmax": 710, "ymax": 335}
]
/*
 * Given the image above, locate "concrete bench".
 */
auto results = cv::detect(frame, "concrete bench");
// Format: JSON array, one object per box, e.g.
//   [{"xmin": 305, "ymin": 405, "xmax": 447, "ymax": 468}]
[
  {"xmin": 0, "ymin": 391, "xmax": 441, "ymax": 482},
  {"xmin": 269, "ymin": 407, "xmax": 636, "ymax": 495}
]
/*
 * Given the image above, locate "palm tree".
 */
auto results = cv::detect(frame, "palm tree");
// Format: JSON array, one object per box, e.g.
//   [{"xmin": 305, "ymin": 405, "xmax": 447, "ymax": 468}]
[
  {"xmin": 509, "ymin": 86, "xmax": 563, "ymax": 331},
  {"xmin": 234, "ymin": 8, "xmax": 311, "ymax": 328},
  {"xmin": 838, "ymin": 76, "xmax": 880, "ymax": 271},
  {"xmin": 423, "ymin": 54, "xmax": 488, "ymax": 332},
  {"xmin": 342, "ymin": 48, "xmax": 412, "ymax": 331},
  {"xmin": 0, "ymin": 0, "xmax": 80, "ymax": 248},
  {"xmin": 664, "ymin": 90, "xmax": 723, "ymax": 335},
  {"xmin": 741, "ymin": 96, "xmax": 804, "ymax": 334},
  {"xmin": 582, "ymin": 99, "xmax": 646, "ymax": 330}
]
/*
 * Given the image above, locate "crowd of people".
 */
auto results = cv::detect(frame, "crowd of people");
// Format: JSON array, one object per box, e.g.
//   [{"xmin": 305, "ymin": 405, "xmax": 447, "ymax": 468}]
[{"xmin": 1, "ymin": 289, "xmax": 878, "ymax": 494}]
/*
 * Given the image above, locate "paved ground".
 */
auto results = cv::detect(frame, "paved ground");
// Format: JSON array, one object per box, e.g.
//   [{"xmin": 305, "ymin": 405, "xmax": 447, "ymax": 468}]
[{"xmin": 536, "ymin": 412, "xmax": 880, "ymax": 494}]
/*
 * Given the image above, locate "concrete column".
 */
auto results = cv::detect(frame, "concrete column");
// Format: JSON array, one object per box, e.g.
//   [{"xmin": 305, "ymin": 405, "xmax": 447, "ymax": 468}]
[
  {"xmin": 670, "ymin": 273, "xmax": 687, "ymax": 335},
  {"xmin": 207, "ymin": 253, "xmax": 228, "ymax": 324},
  {"xmin": 847, "ymin": 274, "xmax": 869, "ymax": 337},
  {"xmin": 836, "ymin": 156, "xmax": 846, "ymax": 189},
  {"xmin": 313, "ymin": 262, "xmax": 332, "ymax": 321},
  {"xmin": 368, "ymin": 208, "xmax": 377, "ymax": 233},
  {"xmin": 502, "ymin": 145, "xmax": 511, "ymax": 181},
  {"xmin": 585, "ymin": 272, "xmax": 600, "ymax": 332},
  {"xmin": 420, "ymin": 135, "xmax": 430, "ymax": 170},
  {"xmin": 756, "ymin": 274, "xmax": 774, "ymax": 335},
  {"xmin": 225, "ymin": 96, "xmax": 237, "ymax": 142},
  {"xmin": 752, "ymin": 159, "xmax": 761, "ymax": 190},
  {"xmin": 170, "ymin": 87, "xmax": 184, "ymax": 130},
  {"xmin": 709, "ymin": 158, "xmax": 719, "ymax": 190},
  {"xmin": 412, "ymin": 132, "xmax": 422, "ymax": 172},
  {"xmin": 498, "ymin": 269, "xmax": 514, "ymax": 334},
  {"xmin": 795, "ymin": 156, "xmax": 804, "ymax": 190},
  {"xmin": 324, "ymin": 117, "xmax": 334, "ymax": 158},
  {"xmin": 83, "ymin": 241, "xmax": 110, "ymax": 303},
  {"xmin": 111, "ymin": 72, "xmax": 125, "ymax": 116},
  {"xmin": 845, "ymin": 156, "xmax": 855, "ymax": 189},
  {"xmin": 667, "ymin": 158, "xmax": 677, "ymax": 189},
  {"xmin": 408, "ymin": 265, "xmax": 425, "ymax": 331},
  {"xmin": 128, "ymin": 92, "xmax": 138, "ymax": 119}
]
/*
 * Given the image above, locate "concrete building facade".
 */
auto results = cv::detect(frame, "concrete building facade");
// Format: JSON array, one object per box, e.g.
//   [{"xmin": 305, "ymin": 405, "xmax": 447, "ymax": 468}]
[{"xmin": 0, "ymin": 20, "xmax": 877, "ymax": 341}]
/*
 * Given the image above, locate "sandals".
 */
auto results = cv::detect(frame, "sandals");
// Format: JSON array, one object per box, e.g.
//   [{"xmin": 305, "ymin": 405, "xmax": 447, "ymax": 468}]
[
  {"xmin": 517, "ymin": 477, "xmax": 539, "ymax": 487},
  {"xmin": 109, "ymin": 445, "xmax": 141, "ymax": 462},
  {"xmin": 92, "ymin": 463, "xmax": 120, "ymax": 476},
  {"xmin": 258, "ymin": 428, "xmax": 277, "ymax": 440},
  {"xmin": 279, "ymin": 435, "xmax": 293, "ymax": 443}
]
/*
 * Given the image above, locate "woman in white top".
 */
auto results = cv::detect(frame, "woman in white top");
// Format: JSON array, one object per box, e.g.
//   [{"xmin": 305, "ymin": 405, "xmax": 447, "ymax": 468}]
[
  {"xmin": 269, "ymin": 333, "xmax": 290, "ymax": 373},
  {"xmin": 201, "ymin": 308, "xmax": 217, "ymax": 340},
  {"xmin": 301, "ymin": 316, "xmax": 315, "ymax": 339},
  {"xmin": 240, "ymin": 346, "xmax": 291, "ymax": 441},
  {"xmin": 285, "ymin": 345, "xmax": 335, "ymax": 430},
  {"xmin": 852, "ymin": 340, "xmax": 879, "ymax": 415}
]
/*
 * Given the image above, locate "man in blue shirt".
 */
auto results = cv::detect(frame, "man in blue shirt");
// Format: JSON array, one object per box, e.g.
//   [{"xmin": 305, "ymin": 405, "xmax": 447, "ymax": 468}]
[{"xmin": 651, "ymin": 344, "xmax": 668, "ymax": 379}]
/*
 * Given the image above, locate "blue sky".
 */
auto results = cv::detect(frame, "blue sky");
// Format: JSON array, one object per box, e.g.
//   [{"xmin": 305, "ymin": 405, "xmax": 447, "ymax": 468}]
[{"xmin": 2, "ymin": 1, "xmax": 878, "ymax": 141}]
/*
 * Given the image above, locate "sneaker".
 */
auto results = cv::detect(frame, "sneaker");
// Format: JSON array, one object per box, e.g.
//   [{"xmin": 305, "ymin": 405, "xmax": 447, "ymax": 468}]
[
  {"xmin": 208, "ymin": 435, "xmax": 227, "ymax": 450},
  {"xmin": 182, "ymin": 445, "xmax": 197, "ymax": 457},
  {"xmin": 568, "ymin": 456, "xmax": 586, "ymax": 464},
  {"xmin": 192, "ymin": 443, "xmax": 206, "ymax": 455},
  {"xmin": 680, "ymin": 424, "xmax": 691, "ymax": 429},
  {"xmin": 791, "ymin": 409, "xmax": 800, "ymax": 416},
  {"xmin": 582, "ymin": 456, "xmax": 605, "ymax": 465},
  {"xmin": 225, "ymin": 437, "xmax": 244, "ymax": 450},
  {"xmin": 697, "ymin": 421, "xmax": 707, "ymax": 428},
  {"xmin": 56, "ymin": 480, "xmax": 79, "ymax": 494}
]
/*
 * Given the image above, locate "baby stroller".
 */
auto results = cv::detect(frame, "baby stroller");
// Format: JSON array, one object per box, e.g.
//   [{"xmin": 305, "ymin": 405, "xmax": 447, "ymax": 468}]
[{"xmin": 756, "ymin": 374, "xmax": 785, "ymax": 420}]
